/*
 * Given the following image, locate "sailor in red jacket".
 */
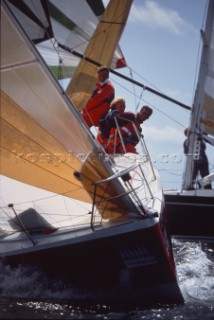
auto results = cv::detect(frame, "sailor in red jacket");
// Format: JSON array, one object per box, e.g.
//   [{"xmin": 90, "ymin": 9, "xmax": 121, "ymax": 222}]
[
  {"xmin": 107, "ymin": 105, "xmax": 153, "ymax": 153},
  {"xmin": 82, "ymin": 66, "xmax": 115, "ymax": 128}
]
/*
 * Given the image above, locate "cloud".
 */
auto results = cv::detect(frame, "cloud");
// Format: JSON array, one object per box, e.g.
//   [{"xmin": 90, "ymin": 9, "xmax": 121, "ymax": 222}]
[
  {"xmin": 130, "ymin": 1, "xmax": 194, "ymax": 36},
  {"xmin": 143, "ymin": 125, "xmax": 184, "ymax": 142}
]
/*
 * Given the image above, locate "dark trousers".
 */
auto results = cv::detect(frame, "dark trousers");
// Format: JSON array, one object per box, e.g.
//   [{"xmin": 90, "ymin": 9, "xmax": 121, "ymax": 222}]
[{"xmin": 192, "ymin": 156, "xmax": 212, "ymax": 189}]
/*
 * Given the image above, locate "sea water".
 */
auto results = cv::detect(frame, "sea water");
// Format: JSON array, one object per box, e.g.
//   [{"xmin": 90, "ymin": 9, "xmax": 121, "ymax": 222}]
[{"xmin": 0, "ymin": 239, "xmax": 213, "ymax": 319}]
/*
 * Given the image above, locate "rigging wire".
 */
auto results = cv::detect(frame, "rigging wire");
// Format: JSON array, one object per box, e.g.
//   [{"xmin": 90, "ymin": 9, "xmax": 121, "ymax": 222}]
[
  {"xmin": 129, "ymin": 66, "xmax": 165, "ymax": 95},
  {"xmin": 128, "ymin": 67, "xmax": 137, "ymax": 109},
  {"xmin": 116, "ymin": 64, "xmax": 188, "ymax": 124},
  {"xmin": 112, "ymin": 76, "xmax": 186, "ymax": 128}
]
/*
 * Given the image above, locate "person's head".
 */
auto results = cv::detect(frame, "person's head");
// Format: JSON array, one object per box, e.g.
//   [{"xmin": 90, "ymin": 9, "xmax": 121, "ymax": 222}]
[
  {"xmin": 136, "ymin": 105, "xmax": 153, "ymax": 123},
  {"xmin": 97, "ymin": 66, "xmax": 109, "ymax": 83},
  {"xmin": 110, "ymin": 97, "xmax": 126, "ymax": 114},
  {"xmin": 184, "ymin": 127, "xmax": 190, "ymax": 137}
]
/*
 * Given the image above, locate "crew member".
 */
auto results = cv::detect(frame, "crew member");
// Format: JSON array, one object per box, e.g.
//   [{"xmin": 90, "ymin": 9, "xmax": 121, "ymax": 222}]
[
  {"xmin": 183, "ymin": 127, "xmax": 211, "ymax": 189},
  {"xmin": 82, "ymin": 66, "xmax": 115, "ymax": 128},
  {"xmin": 97, "ymin": 97, "xmax": 126, "ymax": 148},
  {"xmin": 107, "ymin": 105, "xmax": 153, "ymax": 153}
]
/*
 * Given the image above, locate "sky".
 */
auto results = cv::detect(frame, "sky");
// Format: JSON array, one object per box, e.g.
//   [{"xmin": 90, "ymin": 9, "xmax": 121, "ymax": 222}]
[{"xmin": 102, "ymin": 0, "xmax": 213, "ymax": 190}]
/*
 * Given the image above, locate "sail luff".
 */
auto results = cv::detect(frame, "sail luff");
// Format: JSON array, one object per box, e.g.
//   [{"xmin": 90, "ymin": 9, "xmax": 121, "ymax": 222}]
[{"xmin": 66, "ymin": 0, "xmax": 133, "ymax": 110}]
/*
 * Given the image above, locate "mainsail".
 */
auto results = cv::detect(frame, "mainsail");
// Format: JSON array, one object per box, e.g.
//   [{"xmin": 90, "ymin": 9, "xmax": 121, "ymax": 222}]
[
  {"xmin": 1, "ymin": 0, "xmax": 137, "ymax": 220},
  {"xmin": 183, "ymin": 0, "xmax": 214, "ymax": 189},
  {"xmin": 66, "ymin": 0, "xmax": 133, "ymax": 110}
]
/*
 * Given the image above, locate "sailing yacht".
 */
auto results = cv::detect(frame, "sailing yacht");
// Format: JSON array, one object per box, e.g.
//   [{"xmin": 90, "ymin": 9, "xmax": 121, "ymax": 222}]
[
  {"xmin": 0, "ymin": 0, "xmax": 183, "ymax": 306},
  {"xmin": 165, "ymin": 0, "xmax": 214, "ymax": 240}
]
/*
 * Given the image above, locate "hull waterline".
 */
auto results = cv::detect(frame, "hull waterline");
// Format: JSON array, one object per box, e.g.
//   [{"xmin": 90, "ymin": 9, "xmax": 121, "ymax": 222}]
[{"xmin": 1, "ymin": 220, "xmax": 183, "ymax": 307}]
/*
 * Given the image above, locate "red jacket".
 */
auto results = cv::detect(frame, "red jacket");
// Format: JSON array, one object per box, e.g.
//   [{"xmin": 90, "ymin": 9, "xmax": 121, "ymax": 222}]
[
  {"xmin": 116, "ymin": 112, "xmax": 142, "ymax": 145},
  {"xmin": 82, "ymin": 80, "xmax": 115, "ymax": 127}
]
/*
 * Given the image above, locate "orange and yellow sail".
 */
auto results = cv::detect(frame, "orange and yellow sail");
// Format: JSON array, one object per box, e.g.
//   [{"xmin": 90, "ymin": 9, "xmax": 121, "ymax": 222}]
[{"xmin": 1, "ymin": 0, "xmax": 134, "ymax": 220}]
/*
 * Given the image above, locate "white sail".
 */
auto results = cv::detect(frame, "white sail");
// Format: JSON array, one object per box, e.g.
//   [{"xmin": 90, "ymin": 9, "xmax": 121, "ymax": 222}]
[
  {"xmin": 183, "ymin": 0, "xmax": 214, "ymax": 189},
  {"xmin": 5, "ymin": 0, "xmax": 126, "ymax": 80}
]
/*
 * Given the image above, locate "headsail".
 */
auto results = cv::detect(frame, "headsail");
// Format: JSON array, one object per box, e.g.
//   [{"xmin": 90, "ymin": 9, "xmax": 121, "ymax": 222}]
[
  {"xmin": 66, "ymin": 0, "xmax": 133, "ymax": 110},
  {"xmin": 1, "ymin": 0, "xmax": 138, "ymax": 220},
  {"xmin": 183, "ymin": 0, "xmax": 214, "ymax": 189},
  {"xmin": 1, "ymin": 3, "xmax": 91, "ymax": 202}
]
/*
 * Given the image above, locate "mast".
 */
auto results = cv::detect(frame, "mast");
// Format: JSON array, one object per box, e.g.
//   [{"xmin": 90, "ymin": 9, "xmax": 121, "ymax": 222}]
[{"xmin": 182, "ymin": 0, "xmax": 214, "ymax": 190}]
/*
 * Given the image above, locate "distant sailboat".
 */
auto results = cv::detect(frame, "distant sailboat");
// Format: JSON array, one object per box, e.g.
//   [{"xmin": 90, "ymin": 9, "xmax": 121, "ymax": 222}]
[
  {"xmin": 0, "ymin": 0, "xmax": 183, "ymax": 306},
  {"xmin": 165, "ymin": 0, "xmax": 214, "ymax": 240}
]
